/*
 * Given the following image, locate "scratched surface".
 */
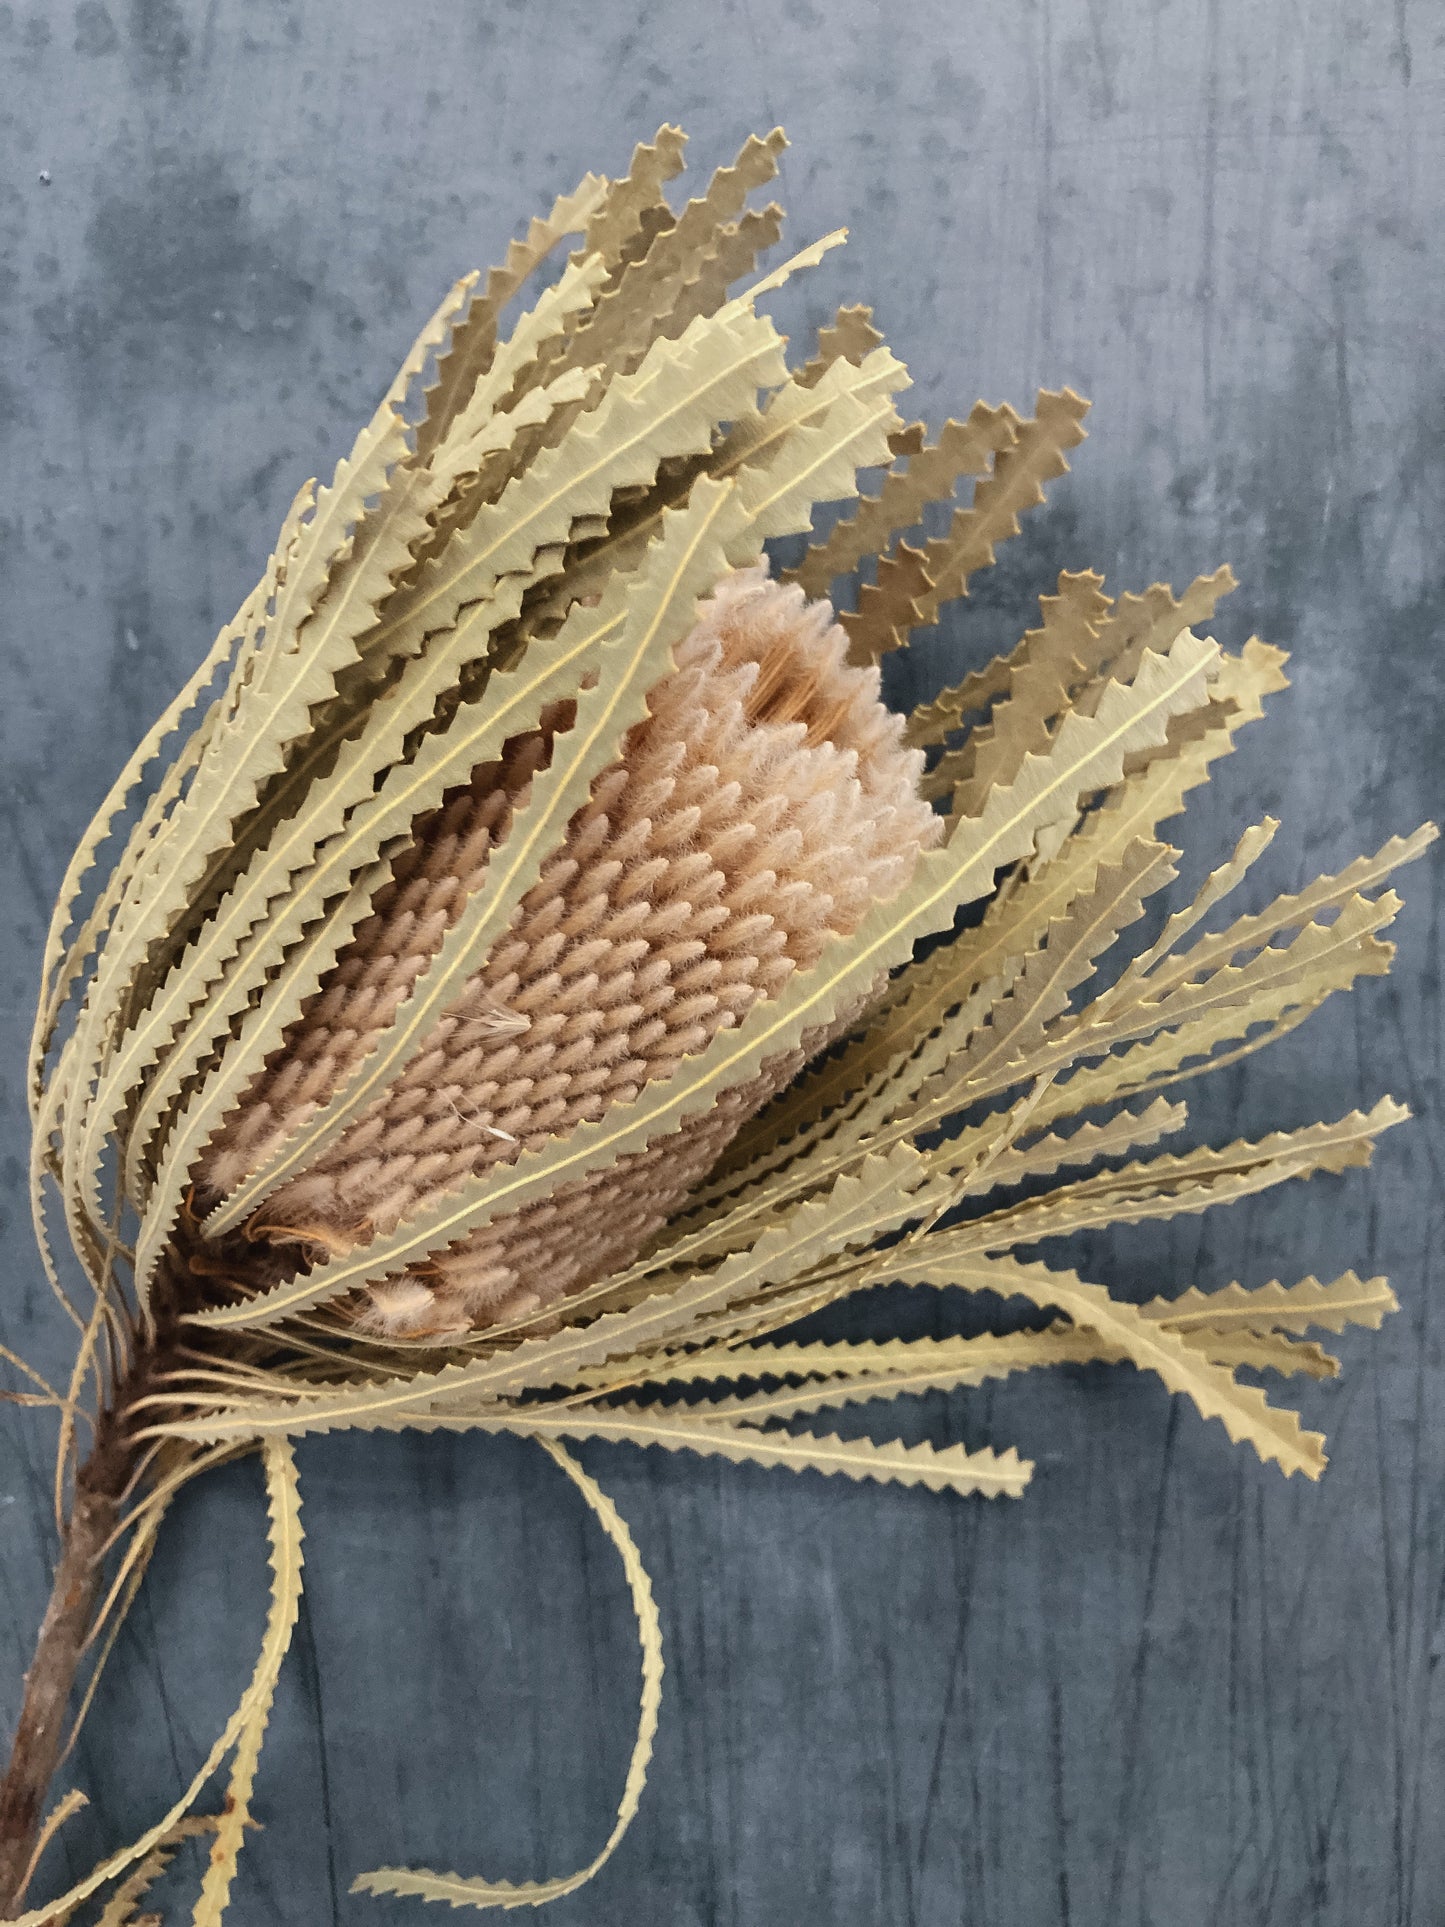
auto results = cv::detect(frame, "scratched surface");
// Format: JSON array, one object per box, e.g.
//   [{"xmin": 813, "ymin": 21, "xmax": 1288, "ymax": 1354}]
[{"xmin": 1, "ymin": 3, "xmax": 1442, "ymax": 1922}]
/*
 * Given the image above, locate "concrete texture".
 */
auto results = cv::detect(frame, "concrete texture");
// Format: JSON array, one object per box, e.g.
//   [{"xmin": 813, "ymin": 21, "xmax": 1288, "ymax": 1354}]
[{"xmin": 1, "ymin": 3, "xmax": 1442, "ymax": 1921}]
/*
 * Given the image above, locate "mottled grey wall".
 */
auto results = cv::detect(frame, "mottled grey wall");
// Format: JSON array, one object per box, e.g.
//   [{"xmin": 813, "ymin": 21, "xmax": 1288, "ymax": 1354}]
[{"xmin": 1, "ymin": 3, "xmax": 1442, "ymax": 1923}]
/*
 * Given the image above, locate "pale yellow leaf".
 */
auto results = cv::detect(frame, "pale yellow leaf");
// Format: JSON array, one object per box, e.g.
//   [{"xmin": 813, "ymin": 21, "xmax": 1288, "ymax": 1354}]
[
  {"xmin": 1147, "ymin": 1269, "xmax": 1398, "ymax": 1337},
  {"xmin": 842, "ymin": 387, "xmax": 1091, "ymax": 663},
  {"xmin": 10, "ymin": 1438, "xmax": 303, "ymax": 1927},
  {"xmin": 353, "ymin": 1441, "xmax": 663, "ymax": 1912},
  {"xmin": 869, "ymin": 1250, "xmax": 1326, "ymax": 1477},
  {"xmin": 796, "ymin": 303, "xmax": 885, "ymax": 387},
  {"xmin": 784, "ymin": 404, "xmax": 1019, "ymax": 599}
]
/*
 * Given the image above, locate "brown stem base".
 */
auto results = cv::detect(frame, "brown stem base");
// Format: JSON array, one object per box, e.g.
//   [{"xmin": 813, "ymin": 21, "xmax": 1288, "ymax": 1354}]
[{"xmin": 0, "ymin": 1368, "xmax": 149, "ymax": 1918}]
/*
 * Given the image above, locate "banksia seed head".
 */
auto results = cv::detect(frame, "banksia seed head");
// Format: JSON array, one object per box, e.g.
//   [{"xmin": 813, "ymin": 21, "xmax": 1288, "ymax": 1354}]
[{"xmin": 199, "ymin": 567, "xmax": 941, "ymax": 1336}]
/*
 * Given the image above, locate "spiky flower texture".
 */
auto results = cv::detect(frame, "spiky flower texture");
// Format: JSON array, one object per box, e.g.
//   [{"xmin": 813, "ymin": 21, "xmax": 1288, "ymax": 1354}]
[{"xmin": 0, "ymin": 126, "xmax": 1433, "ymax": 1921}]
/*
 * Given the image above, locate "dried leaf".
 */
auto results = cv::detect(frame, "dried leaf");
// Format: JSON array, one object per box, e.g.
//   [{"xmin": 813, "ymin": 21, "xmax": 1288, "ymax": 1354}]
[
  {"xmin": 353, "ymin": 1441, "xmax": 663, "ymax": 1910},
  {"xmin": 997, "ymin": 887, "xmax": 1404, "ymax": 1113},
  {"xmin": 465, "ymin": 1409, "xmax": 1033, "ymax": 1501},
  {"xmin": 1147, "ymin": 1269, "xmax": 1398, "ymax": 1337},
  {"xmin": 418, "ymin": 170, "xmax": 609, "ymax": 460},
  {"xmin": 542, "ymin": 131, "xmax": 788, "ymax": 390},
  {"xmin": 11, "ymin": 1438, "xmax": 304, "ymax": 1927},
  {"xmin": 1112, "ymin": 816, "xmax": 1279, "ymax": 992},
  {"xmin": 907, "ymin": 564, "xmax": 1238, "ymax": 751},
  {"xmin": 1188, "ymin": 1331, "xmax": 1340, "ymax": 1379},
  {"xmin": 638, "ymin": 1329, "xmax": 1120, "ymax": 1415},
  {"xmin": 785, "ymin": 404, "xmax": 1019, "ymax": 599},
  {"xmin": 957, "ymin": 1097, "xmax": 1189, "ymax": 1193},
  {"xmin": 796, "ymin": 304, "xmax": 885, "ymax": 387},
  {"xmin": 953, "ymin": 1100, "xmax": 1408, "ymax": 1247},
  {"xmin": 94, "ymin": 1819, "xmax": 219, "ymax": 1927},
  {"xmin": 1134, "ymin": 823, "xmax": 1438, "ymax": 1001},
  {"xmin": 63, "ymin": 375, "xmax": 434, "ymax": 1235},
  {"xmin": 1077, "ymin": 566, "xmax": 1238, "ymax": 712},
  {"xmin": 870, "ymin": 1250, "xmax": 1327, "ymax": 1477},
  {"xmin": 191, "ymin": 1439, "xmax": 304, "ymax": 1927},
  {"xmin": 923, "ymin": 569, "xmax": 1114, "ymax": 809},
  {"xmin": 842, "ymin": 387, "xmax": 1091, "ymax": 662},
  {"xmin": 938, "ymin": 840, "xmax": 1180, "ymax": 1093}
]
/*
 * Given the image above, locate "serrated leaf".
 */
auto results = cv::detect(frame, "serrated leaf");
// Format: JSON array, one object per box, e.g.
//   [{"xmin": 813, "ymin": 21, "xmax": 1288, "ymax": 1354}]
[
  {"xmin": 923, "ymin": 570, "xmax": 1115, "ymax": 809},
  {"xmin": 605, "ymin": 1329, "xmax": 1118, "ymax": 1415},
  {"xmin": 1112, "ymin": 816, "xmax": 1279, "ymax": 994},
  {"xmin": 417, "ymin": 171, "xmax": 609, "ymax": 461},
  {"xmin": 1132, "ymin": 823, "xmax": 1438, "ymax": 1002},
  {"xmin": 353, "ymin": 1441, "xmax": 662, "ymax": 1912},
  {"xmin": 94, "ymin": 1818, "xmax": 219, "ymax": 1927},
  {"xmin": 842, "ymin": 388, "xmax": 1091, "ymax": 662},
  {"xmin": 534, "ymin": 130, "xmax": 788, "ymax": 393},
  {"xmin": 582, "ymin": 126, "xmax": 688, "ymax": 269},
  {"xmin": 1147, "ymin": 1269, "xmax": 1398, "ymax": 1337},
  {"xmin": 408, "ymin": 1406, "xmax": 1032, "ymax": 1500},
  {"xmin": 35, "ymin": 477, "xmax": 313, "ymax": 1139},
  {"xmin": 784, "ymin": 404, "xmax": 1019, "ymax": 599},
  {"xmin": 61, "ymin": 371, "xmax": 431, "ymax": 1239},
  {"xmin": 369, "ymin": 303, "xmax": 787, "ymax": 662},
  {"xmin": 729, "ymin": 346, "xmax": 909, "ymax": 539},
  {"xmin": 907, "ymin": 566, "xmax": 1239, "ymax": 754},
  {"xmin": 952, "ymin": 1099, "xmax": 1408, "ymax": 1247},
  {"xmin": 1031, "ymin": 986, "xmax": 1328, "ymax": 1124},
  {"xmin": 992, "ymin": 888, "xmax": 1403, "ymax": 1112},
  {"xmin": 190, "ymin": 1438, "xmax": 304, "ymax": 1926},
  {"xmin": 1079, "ymin": 566, "xmax": 1239, "ymax": 709},
  {"xmin": 543, "ymin": 335, "xmax": 908, "ymax": 621},
  {"xmin": 796, "ymin": 304, "xmax": 885, "ymax": 387},
  {"xmin": 939, "ymin": 840, "xmax": 1180, "ymax": 1093},
  {"xmin": 11, "ymin": 1439, "xmax": 304, "ymax": 1927},
  {"xmin": 657, "ymin": 202, "xmax": 785, "ymax": 344},
  {"xmin": 132, "ymin": 872, "xmax": 380, "ymax": 1298},
  {"xmin": 631, "ymin": 1322, "xmax": 1339, "ymax": 1418},
  {"xmin": 694, "ymin": 837, "xmax": 1180, "ymax": 1237},
  {"xmin": 33, "ymin": 690, "xmax": 224, "ymax": 1121},
  {"xmin": 432, "ymin": 266, "xmax": 611, "ymax": 485},
  {"xmin": 1187, "ymin": 1331, "xmax": 1340, "ymax": 1379},
  {"xmin": 560, "ymin": 1412, "xmax": 1033, "ymax": 1498},
  {"xmin": 868, "ymin": 1250, "xmax": 1326, "ymax": 1477},
  {"xmin": 961, "ymin": 1098, "xmax": 1189, "ymax": 1193},
  {"xmin": 27, "ymin": 527, "xmax": 290, "ymax": 1119}
]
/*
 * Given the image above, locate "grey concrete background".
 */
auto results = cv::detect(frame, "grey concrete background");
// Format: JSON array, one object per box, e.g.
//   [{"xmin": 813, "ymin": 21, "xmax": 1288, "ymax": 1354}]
[{"xmin": 1, "ymin": 2, "xmax": 1442, "ymax": 1922}]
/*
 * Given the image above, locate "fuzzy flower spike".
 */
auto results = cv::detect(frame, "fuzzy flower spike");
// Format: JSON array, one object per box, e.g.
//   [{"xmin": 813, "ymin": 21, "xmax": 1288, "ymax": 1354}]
[{"xmin": 3, "ymin": 124, "xmax": 1433, "ymax": 1924}]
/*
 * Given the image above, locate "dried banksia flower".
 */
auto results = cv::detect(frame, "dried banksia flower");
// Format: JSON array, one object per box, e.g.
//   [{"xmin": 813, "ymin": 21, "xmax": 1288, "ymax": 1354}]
[
  {"xmin": 201, "ymin": 566, "xmax": 940, "ymax": 1339},
  {"xmin": 2, "ymin": 125, "xmax": 1434, "ymax": 1923}
]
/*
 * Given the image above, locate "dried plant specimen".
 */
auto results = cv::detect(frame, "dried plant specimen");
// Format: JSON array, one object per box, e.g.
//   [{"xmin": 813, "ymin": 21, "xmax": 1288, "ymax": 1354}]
[{"xmin": 0, "ymin": 125, "xmax": 1434, "ymax": 1921}]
